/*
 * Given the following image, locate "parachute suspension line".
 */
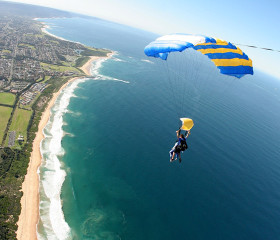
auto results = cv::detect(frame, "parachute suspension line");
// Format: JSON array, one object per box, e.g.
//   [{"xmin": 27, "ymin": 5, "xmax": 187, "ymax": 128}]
[
  {"xmin": 194, "ymin": 51, "xmax": 204, "ymax": 116},
  {"xmin": 182, "ymin": 49, "xmax": 200, "ymax": 118},
  {"xmin": 178, "ymin": 119, "xmax": 181, "ymax": 129},
  {"xmin": 173, "ymin": 52, "xmax": 184, "ymax": 117},
  {"xmin": 180, "ymin": 52, "xmax": 188, "ymax": 118},
  {"xmin": 165, "ymin": 50, "xmax": 200, "ymax": 120},
  {"xmin": 181, "ymin": 51, "xmax": 190, "ymax": 117},
  {"xmin": 181, "ymin": 50, "xmax": 193, "ymax": 118},
  {"xmin": 192, "ymin": 50, "xmax": 202, "ymax": 116},
  {"xmin": 206, "ymin": 74, "xmax": 239, "ymax": 111},
  {"xmin": 172, "ymin": 53, "xmax": 182, "ymax": 112},
  {"xmin": 178, "ymin": 50, "xmax": 195, "ymax": 119},
  {"xmin": 234, "ymin": 43, "xmax": 280, "ymax": 53},
  {"xmin": 171, "ymin": 53, "xmax": 184, "ymax": 120},
  {"xmin": 164, "ymin": 54, "xmax": 192, "ymax": 120},
  {"xmin": 164, "ymin": 60, "xmax": 181, "ymax": 120}
]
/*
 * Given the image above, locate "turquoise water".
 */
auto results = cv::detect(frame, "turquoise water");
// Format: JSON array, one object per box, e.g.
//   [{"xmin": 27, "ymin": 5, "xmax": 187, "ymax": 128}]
[{"xmin": 38, "ymin": 18, "xmax": 280, "ymax": 239}]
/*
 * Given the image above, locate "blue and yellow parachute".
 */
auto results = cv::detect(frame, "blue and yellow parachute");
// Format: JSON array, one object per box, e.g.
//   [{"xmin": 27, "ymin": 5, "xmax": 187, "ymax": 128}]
[{"xmin": 144, "ymin": 34, "xmax": 253, "ymax": 78}]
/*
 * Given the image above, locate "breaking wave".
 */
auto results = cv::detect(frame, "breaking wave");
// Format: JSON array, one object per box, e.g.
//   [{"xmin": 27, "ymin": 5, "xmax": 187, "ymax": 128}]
[
  {"xmin": 37, "ymin": 51, "xmax": 129, "ymax": 239},
  {"xmin": 90, "ymin": 57, "xmax": 130, "ymax": 84},
  {"xmin": 38, "ymin": 79, "xmax": 85, "ymax": 240},
  {"xmin": 141, "ymin": 59, "xmax": 154, "ymax": 64}
]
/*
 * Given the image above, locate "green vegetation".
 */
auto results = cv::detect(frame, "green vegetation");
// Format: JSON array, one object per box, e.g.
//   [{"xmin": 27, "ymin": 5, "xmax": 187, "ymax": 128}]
[
  {"xmin": 36, "ymin": 75, "xmax": 52, "ymax": 83},
  {"xmin": 0, "ymin": 146, "xmax": 31, "ymax": 239},
  {"xmin": 0, "ymin": 148, "xmax": 15, "ymax": 177},
  {"xmin": 18, "ymin": 43, "xmax": 35, "ymax": 50},
  {"xmin": 81, "ymin": 47, "xmax": 110, "ymax": 57},
  {"xmin": 50, "ymin": 40, "xmax": 59, "ymax": 44},
  {"xmin": 24, "ymin": 33, "xmax": 44, "ymax": 38},
  {"xmin": 2, "ymin": 50, "xmax": 11, "ymax": 53},
  {"xmin": 9, "ymin": 108, "xmax": 32, "ymax": 146},
  {"xmin": 75, "ymin": 56, "xmax": 90, "ymax": 68},
  {"xmin": 36, "ymin": 77, "xmax": 44, "ymax": 82},
  {"xmin": 0, "ymin": 75, "xmax": 75, "ymax": 239},
  {"xmin": 0, "ymin": 106, "xmax": 12, "ymax": 142},
  {"xmin": 0, "ymin": 6, "xmax": 112, "ymax": 237},
  {"xmin": 0, "ymin": 93, "xmax": 16, "ymax": 106},
  {"xmin": 43, "ymin": 76, "xmax": 52, "ymax": 83},
  {"xmin": 40, "ymin": 62, "xmax": 81, "ymax": 73}
]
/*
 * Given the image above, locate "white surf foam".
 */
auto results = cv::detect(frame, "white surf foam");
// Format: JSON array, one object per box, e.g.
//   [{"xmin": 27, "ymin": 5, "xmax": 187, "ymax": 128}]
[
  {"xmin": 112, "ymin": 57, "xmax": 126, "ymax": 62},
  {"xmin": 141, "ymin": 59, "xmax": 154, "ymax": 64},
  {"xmin": 38, "ymin": 79, "xmax": 85, "ymax": 240},
  {"xmin": 90, "ymin": 57, "xmax": 130, "ymax": 84},
  {"xmin": 38, "ymin": 46, "xmax": 129, "ymax": 239},
  {"xmin": 38, "ymin": 20, "xmax": 88, "ymax": 47}
]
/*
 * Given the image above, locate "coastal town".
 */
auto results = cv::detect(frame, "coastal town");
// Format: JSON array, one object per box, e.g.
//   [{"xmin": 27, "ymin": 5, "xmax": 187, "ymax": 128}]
[
  {"xmin": 0, "ymin": 16, "xmax": 96, "ymax": 93},
  {"xmin": 0, "ymin": 15, "xmax": 109, "ymax": 147},
  {"xmin": 0, "ymin": 9, "xmax": 110, "ymax": 239}
]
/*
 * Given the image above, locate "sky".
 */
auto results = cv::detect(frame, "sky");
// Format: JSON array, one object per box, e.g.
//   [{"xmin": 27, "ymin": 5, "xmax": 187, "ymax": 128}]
[{"xmin": 5, "ymin": 0, "xmax": 280, "ymax": 80}]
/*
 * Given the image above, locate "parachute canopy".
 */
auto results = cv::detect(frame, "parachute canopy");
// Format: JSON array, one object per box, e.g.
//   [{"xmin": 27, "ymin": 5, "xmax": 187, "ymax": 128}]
[
  {"xmin": 180, "ymin": 118, "xmax": 194, "ymax": 131},
  {"xmin": 144, "ymin": 34, "xmax": 253, "ymax": 78}
]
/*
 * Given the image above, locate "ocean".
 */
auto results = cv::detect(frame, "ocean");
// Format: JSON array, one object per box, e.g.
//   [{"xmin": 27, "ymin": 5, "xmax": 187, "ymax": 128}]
[{"xmin": 37, "ymin": 17, "xmax": 280, "ymax": 239}]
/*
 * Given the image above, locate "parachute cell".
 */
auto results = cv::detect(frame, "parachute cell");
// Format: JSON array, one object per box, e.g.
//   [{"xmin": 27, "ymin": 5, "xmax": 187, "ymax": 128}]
[{"xmin": 144, "ymin": 34, "xmax": 253, "ymax": 78}]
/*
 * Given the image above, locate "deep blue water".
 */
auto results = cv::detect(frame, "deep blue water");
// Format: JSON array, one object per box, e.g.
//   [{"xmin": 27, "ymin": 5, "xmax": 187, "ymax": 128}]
[{"xmin": 39, "ymin": 17, "xmax": 280, "ymax": 239}]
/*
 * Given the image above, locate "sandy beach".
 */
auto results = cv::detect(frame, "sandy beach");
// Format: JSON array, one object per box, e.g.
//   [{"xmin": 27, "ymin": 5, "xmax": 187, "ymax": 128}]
[
  {"xmin": 16, "ymin": 76, "xmax": 79, "ymax": 240},
  {"xmin": 16, "ymin": 51, "xmax": 111, "ymax": 239},
  {"xmin": 79, "ymin": 53, "xmax": 113, "ymax": 76}
]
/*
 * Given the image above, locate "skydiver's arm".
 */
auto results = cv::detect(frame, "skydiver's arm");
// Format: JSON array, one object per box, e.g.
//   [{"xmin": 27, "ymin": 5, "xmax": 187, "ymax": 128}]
[
  {"xmin": 186, "ymin": 130, "xmax": 190, "ymax": 138},
  {"xmin": 176, "ymin": 129, "xmax": 181, "ymax": 138}
]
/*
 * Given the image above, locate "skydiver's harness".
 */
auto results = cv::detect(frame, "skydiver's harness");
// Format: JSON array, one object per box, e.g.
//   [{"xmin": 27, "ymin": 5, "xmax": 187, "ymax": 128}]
[{"xmin": 174, "ymin": 129, "xmax": 188, "ymax": 153}]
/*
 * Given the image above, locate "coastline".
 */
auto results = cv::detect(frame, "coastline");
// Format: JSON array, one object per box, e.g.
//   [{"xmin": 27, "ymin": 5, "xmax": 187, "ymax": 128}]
[
  {"xmin": 16, "ymin": 76, "xmax": 80, "ymax": 240},
  {"xmin": 41, "ymin": 22, "xmax": 113, "ymax": 76},
  {"xmin": 41, "ymin": 24, "xmax": 68, "ymax": 42},
  {"xmin": 79, "ymin": 53, "xmax": 113, "ymax": 76},
  {"xmin": 17, "ymin": 24, "xmax": 113, "ymax": 239}
]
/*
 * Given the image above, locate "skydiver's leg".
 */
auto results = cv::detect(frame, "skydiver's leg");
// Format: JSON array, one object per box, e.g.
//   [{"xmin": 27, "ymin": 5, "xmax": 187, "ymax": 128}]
[
  {"xmin": 171, "ymin": 151, "xmax": 176, "ymax": 162},
  {"xmin": 179, "ymin": 152, "xmax": 182, "ymax": 163},
  {"xmin": 170, "ymin": 150, "xmax": 174, "ymax": 162},
  {"xmin": 170, "ymin": 142, "xmax": 178, "ymax": 162},
  {"xmin": 169, "ymin": 149, "xmax": 173, "ymax": 158}
]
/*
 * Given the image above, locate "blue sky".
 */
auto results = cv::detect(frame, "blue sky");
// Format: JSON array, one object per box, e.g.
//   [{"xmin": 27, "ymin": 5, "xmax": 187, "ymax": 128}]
[{"xmin": 6, "ymin": 0, "xmax": 280, "ymax": 79}]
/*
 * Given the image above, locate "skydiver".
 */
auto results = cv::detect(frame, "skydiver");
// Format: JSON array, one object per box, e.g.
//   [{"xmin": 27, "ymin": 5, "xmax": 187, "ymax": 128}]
[{"xmin": 170, "ymin": 129, "xmax": 190, "ymax": 163}]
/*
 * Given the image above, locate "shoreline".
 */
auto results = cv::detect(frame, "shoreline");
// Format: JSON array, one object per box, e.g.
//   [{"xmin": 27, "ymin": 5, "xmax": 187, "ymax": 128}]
[
  {"xmin": 16, "ymin": 76, "xmax": 80, "ymax": 240},
  {"xmin": 41, "ymin": 24, "xmax": 69, "ymax": 42},
  {"xmin": 79, "ymin": 53, "xmax": 114, "ymax": 76},
  {"xmin": 17, "ymin": 24, "xmax": 113, "ymax": 240},
  {"xmin": 41, "ymin": 23, "xmax": 113, "ymax": 76}
]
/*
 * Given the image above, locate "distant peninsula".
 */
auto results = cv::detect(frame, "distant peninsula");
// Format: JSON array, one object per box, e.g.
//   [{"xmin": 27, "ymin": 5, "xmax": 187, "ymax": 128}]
[{"xmin": 0, "ymin": 2, "xmax": 111, "ymax": 239}]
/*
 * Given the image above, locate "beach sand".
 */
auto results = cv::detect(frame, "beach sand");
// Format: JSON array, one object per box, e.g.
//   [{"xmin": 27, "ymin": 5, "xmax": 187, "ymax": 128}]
[
  {"xmin": 16, "ymin": 76, "xmax": 79, "ymax": 240},
  {"xmin": 16, "ymin": 51, "xmax": 112, "ymax": 239},
  {"xmin": 79, "ymin": 53, "xmax": 113, "ymax": 76}
]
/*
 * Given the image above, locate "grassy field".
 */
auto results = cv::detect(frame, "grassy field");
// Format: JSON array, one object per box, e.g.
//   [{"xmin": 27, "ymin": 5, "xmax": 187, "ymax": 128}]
[
  {"xmin": 9, "ymin": 108, "xmax": 32, "ymax": 145},
  {"xmin": 43, "ymin": 76, "xmax": 52, "ymax": 82},
  {"xmin": 2, "ymin": 49, "xmax": 11, "ymax": 53},
  {"xmin": 75, "ymin": 56, "xmax": 90, "ymax": 68},
  {"xmin": 40, "ymin": 62, "xmax": 81, "ymax": 73},
  {"xmin": 81, "ymin": 47, "xmax": 110, "ymax": 57},
  {"xmin": 0, "ymin": 92, "xmax": 16, "ymax": 105},
  {"xmin": 36, "ymin": 75, "xmax": 52, "ymax": 83},
  {"xmin": 0, "ymin": 106, "xmax": 12, "ymax": 142},
  {"xmin": 18, "ymin": 43, "xmax": 35, "ymax": 50}
]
